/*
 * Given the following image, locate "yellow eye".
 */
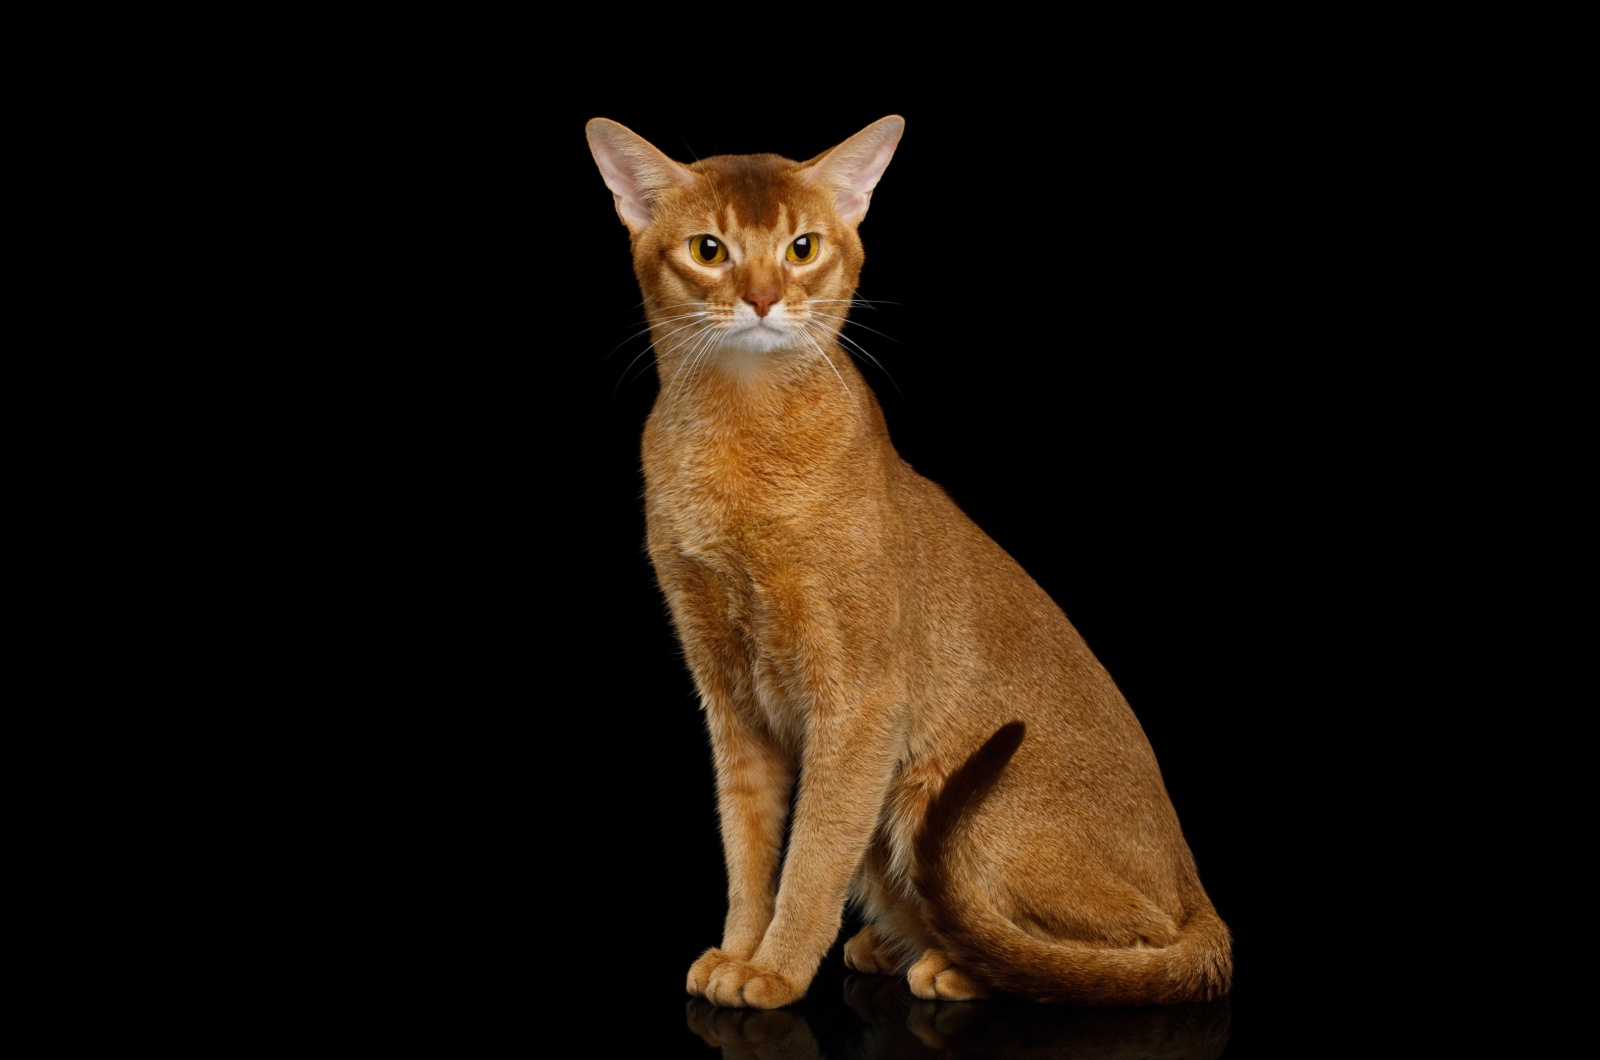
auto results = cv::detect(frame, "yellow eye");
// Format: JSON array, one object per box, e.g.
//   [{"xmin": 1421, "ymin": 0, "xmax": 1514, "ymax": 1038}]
[
  {"xmin": 787, "ymin": 234, "xmax": 820, "ymax": 263},
  {"xmin": 690, "ymin": 235, "xmax": 727, "ymax": 265}
]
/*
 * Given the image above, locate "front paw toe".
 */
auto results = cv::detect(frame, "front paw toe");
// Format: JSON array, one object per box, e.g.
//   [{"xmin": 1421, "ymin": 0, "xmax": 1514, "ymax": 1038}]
[
  {"xmin": 704, "ymin": 958, "xmax": 804, "ymax": 1009},
  {"xmin": 687, "ymin": 948, "xmax": 735, "ymax": 996}
]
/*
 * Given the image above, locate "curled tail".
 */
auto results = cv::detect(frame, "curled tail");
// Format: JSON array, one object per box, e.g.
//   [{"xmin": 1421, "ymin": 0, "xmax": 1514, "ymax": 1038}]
[{"xmin": 912, "ymin": 722, "xmax": 1233, "ymax": 1006}]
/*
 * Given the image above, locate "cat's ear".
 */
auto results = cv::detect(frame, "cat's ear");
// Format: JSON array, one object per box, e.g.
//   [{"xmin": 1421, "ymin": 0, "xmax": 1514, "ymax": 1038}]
[
  {"xmin": 585, "ymin": 118, "xmax": 697, "ymax": 233},
  {"xmin": 801, "ymin": 115, "xmax": 905, "ymax": 225}
]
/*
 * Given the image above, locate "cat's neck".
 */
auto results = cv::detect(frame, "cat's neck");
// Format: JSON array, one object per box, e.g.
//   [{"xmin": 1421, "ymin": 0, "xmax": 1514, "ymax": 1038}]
[
  {"xmin": 645, "ymin": 336, "xmax": 888, "ymax": 473},
  {"xmin": 647, "ymin": 316, "xmax": 874, "ymax": 424}
]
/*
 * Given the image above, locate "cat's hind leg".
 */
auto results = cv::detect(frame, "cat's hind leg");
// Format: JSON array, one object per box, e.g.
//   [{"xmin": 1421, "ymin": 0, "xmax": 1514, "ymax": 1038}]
[
  {"xmin": 848, "ymin": 839, "xmax": 993, "ymax": 1000},
  {"xmin": 846, "ymin": 779, "xmax": 992, "ymax": 998},
  {"xmin": 842, "ymin": 922, "xmax": 904, "ymax": 975},
  {"xmin": 845, "ymin": 841, "xmax": 918, "ymax": 975}
]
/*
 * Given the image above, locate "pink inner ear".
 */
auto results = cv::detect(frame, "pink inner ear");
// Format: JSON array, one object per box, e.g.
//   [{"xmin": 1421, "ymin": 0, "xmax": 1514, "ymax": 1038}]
[
  {"xmin": 833, "ymin": 188, "xmax": 872, "ymax": 224},
  {"xmin": 804, "ymin": 118, "xmax": 903, "ymax": 225},
  {"xmin": 601, "ymin": 154, "xmax": 657, "ymax": 230},
  {"xmin": 589, "ymin": 138, "xmax": 658, "ymax": 230},
  {"xmin": 586, "ymin": 119, "xmax": 697, "ymax": 232}
]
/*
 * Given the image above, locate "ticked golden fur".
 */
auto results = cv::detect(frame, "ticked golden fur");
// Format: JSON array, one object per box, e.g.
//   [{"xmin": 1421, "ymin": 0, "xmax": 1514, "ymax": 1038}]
[{"xmin": 586, "ymin": 115, "xmax": 1232, "ymax": 1009}]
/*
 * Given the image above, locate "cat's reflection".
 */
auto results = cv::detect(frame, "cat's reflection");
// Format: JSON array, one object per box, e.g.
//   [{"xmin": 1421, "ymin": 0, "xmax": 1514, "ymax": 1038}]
[
  {"xmin": 686, "ymin": 1000, "xmax": 825, "ymax": 1060},
  {"xmin": 686, "ymin": 975, "xmax": 1231, "ymax": 1059}
]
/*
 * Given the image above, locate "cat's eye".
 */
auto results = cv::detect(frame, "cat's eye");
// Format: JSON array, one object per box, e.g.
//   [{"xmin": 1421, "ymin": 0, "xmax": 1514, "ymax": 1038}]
[
  {"xmin": 690, "ymin": 235, "xmax": 727, "ymax": 265},
  {"xmin": 787, "ymin": 234, "xmax": 820, "ymax": 263}
]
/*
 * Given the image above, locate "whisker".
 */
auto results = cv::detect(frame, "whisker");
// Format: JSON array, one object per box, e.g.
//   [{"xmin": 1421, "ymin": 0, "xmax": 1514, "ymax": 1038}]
[
  {"xmin": 650, "ymin": 300, "xmax": 719, "ymax": 314},
  {"xmin": 610, "ymin": 310, "xmax": 715, "ymax": 394},
  {"xmin": 805, "ymin": 299, "xmax": 903, "ymax": 317},
  {"xmin": 606, "ymin": 312, "xmax": 704, "ymax": 362},
  {"xmin": 620, "ymin": 348, "xmax": 660, "ymax": 391},
  {"xmin": 795, "ymin": 323, "xmax": 860, "ymax": 417},
  {"xmin": 833, "ymin": 330, "xmax": 903, "ymax": 397},
  {"xmin": 808, "ymin": 312, "xmax": 907, "ymax": 348},
  {"xmin": 616, "ymin": 317, "xmax": 714, "ymax": 396},
  {"xmin": 802, "ymin": 305, "xmax": 904, "ymax": 396},
  {"xmin": 667, "ymin": 321, "xmax": 724, "ymax": 407}
]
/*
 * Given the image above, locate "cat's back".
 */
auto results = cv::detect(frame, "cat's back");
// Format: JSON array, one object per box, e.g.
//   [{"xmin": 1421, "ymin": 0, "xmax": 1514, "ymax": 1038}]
[{"xmin": 889, "ymin": 460, "xmax": 1143, "ymax": 724}]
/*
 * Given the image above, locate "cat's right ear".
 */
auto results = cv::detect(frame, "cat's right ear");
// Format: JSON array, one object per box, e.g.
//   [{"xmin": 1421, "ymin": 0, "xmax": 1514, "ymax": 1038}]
[{"xmin": 586, "ymin": 119, "xmax": 696, "ymax": 234}]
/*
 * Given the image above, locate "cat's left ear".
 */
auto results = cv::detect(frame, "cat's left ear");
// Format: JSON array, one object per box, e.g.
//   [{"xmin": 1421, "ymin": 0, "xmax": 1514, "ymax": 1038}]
[{"xmin": 801, "ymin": 115, "xmax": 905, "ymax": 225}]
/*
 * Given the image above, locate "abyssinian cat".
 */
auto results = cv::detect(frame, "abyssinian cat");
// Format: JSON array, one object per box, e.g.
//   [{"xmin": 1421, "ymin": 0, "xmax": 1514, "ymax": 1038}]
[{"xmin": 586, "ymin": 115, "xmax": 1232, "ymax": 1009}]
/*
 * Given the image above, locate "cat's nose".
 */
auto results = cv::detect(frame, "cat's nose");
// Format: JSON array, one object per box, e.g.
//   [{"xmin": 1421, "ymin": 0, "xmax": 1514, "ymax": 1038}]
[{"xmin": 745, "ymin": 290, "xmax": 781, "ymax": 317}]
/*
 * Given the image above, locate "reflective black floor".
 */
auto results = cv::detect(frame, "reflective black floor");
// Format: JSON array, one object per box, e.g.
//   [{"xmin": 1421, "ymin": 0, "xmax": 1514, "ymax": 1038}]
[
  {"xmin": 681, "ymin": 973, "xmax": 1233, "ymax": 1060},
  {"xmin": 527, "ymin": 909, "xmax": 1302, "ymax": 1060}
]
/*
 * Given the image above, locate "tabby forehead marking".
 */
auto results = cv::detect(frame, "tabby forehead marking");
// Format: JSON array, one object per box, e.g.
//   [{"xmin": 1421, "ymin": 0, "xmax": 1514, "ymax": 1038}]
[{"xmin": 697, "ymin": 155, "xmax": 799, "ymax": 230}]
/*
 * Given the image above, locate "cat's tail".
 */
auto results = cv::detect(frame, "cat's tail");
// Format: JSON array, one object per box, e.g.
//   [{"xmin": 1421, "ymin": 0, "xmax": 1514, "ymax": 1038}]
[{"xmin": 912, "ymin": 722, "xmax": 1233, "ymax": 1006}]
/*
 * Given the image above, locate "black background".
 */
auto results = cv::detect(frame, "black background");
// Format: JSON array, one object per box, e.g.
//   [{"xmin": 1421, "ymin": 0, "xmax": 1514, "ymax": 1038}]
[{"xmin": 253, "ymin": 68, "xmax": 1405, "ymax": 1055}]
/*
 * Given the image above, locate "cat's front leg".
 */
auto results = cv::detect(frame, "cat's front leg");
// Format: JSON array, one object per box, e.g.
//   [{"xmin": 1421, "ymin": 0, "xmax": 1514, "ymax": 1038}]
[
  {"xmin": 699, "ymin": 691, "xmax": 901, "ymax": 1008},
  {"xmin": 686, "ymin": 697, "xmax": 795, "ymax": 996}
]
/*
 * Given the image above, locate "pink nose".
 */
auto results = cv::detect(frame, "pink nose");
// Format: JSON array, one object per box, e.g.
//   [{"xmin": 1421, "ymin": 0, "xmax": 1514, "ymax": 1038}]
[{"xmin": 746, "ymin": 290, "xmax": 780, "ymax": 317}]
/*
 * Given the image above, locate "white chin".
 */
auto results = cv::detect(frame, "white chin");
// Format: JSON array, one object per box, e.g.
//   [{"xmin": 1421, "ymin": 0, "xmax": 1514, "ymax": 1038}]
[
  {"xmin": 722, "ymin": 324, "xmax": 795, "ymax": 356},
  {"xmin": 709, "ymin": 327, "xmax": 797, "ymax": 379}
]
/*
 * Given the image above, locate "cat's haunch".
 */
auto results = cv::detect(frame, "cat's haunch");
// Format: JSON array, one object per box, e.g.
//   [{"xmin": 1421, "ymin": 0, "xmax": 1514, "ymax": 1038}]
[{"xmin": 587, "ymin": 115, "xmax": 1231, "ymax": 1009}]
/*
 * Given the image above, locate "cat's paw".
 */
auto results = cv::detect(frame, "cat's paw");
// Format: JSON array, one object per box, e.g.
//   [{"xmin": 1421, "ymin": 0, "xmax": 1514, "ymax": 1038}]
[
  {"xmin": 843, "ymin": 924, "xmax": 904, "ymax": 975},
  {"xmin": 687, "ymin": 948, "xmax": 735, "ymax": 997},
  {"xmin": 690, "ymin": 952, "xmax": 805, "ymax": 1009},
  {"xmin": 907, "ymin": 949, "xmax": 993, "ymax": 1001}
]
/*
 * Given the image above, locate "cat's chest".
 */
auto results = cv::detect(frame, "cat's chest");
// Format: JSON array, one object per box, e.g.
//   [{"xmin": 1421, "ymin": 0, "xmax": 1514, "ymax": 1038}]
[
  {"xmin": 641, "ymin": 411, "xmax": 894, "ymax": 617},
  {"xmin": 643, "ymin": 394, "xmax": 852, "ymax": 545},
  {"xmin": 642, "ymin": 427, "xmax": 808, "ymax": 568}
]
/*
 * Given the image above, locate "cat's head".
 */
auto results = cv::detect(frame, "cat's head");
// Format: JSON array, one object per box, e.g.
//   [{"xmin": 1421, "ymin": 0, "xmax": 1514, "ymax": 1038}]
[{"xmin": 586, "ymin": 117, "xmax": 904, "ymax": 369}]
